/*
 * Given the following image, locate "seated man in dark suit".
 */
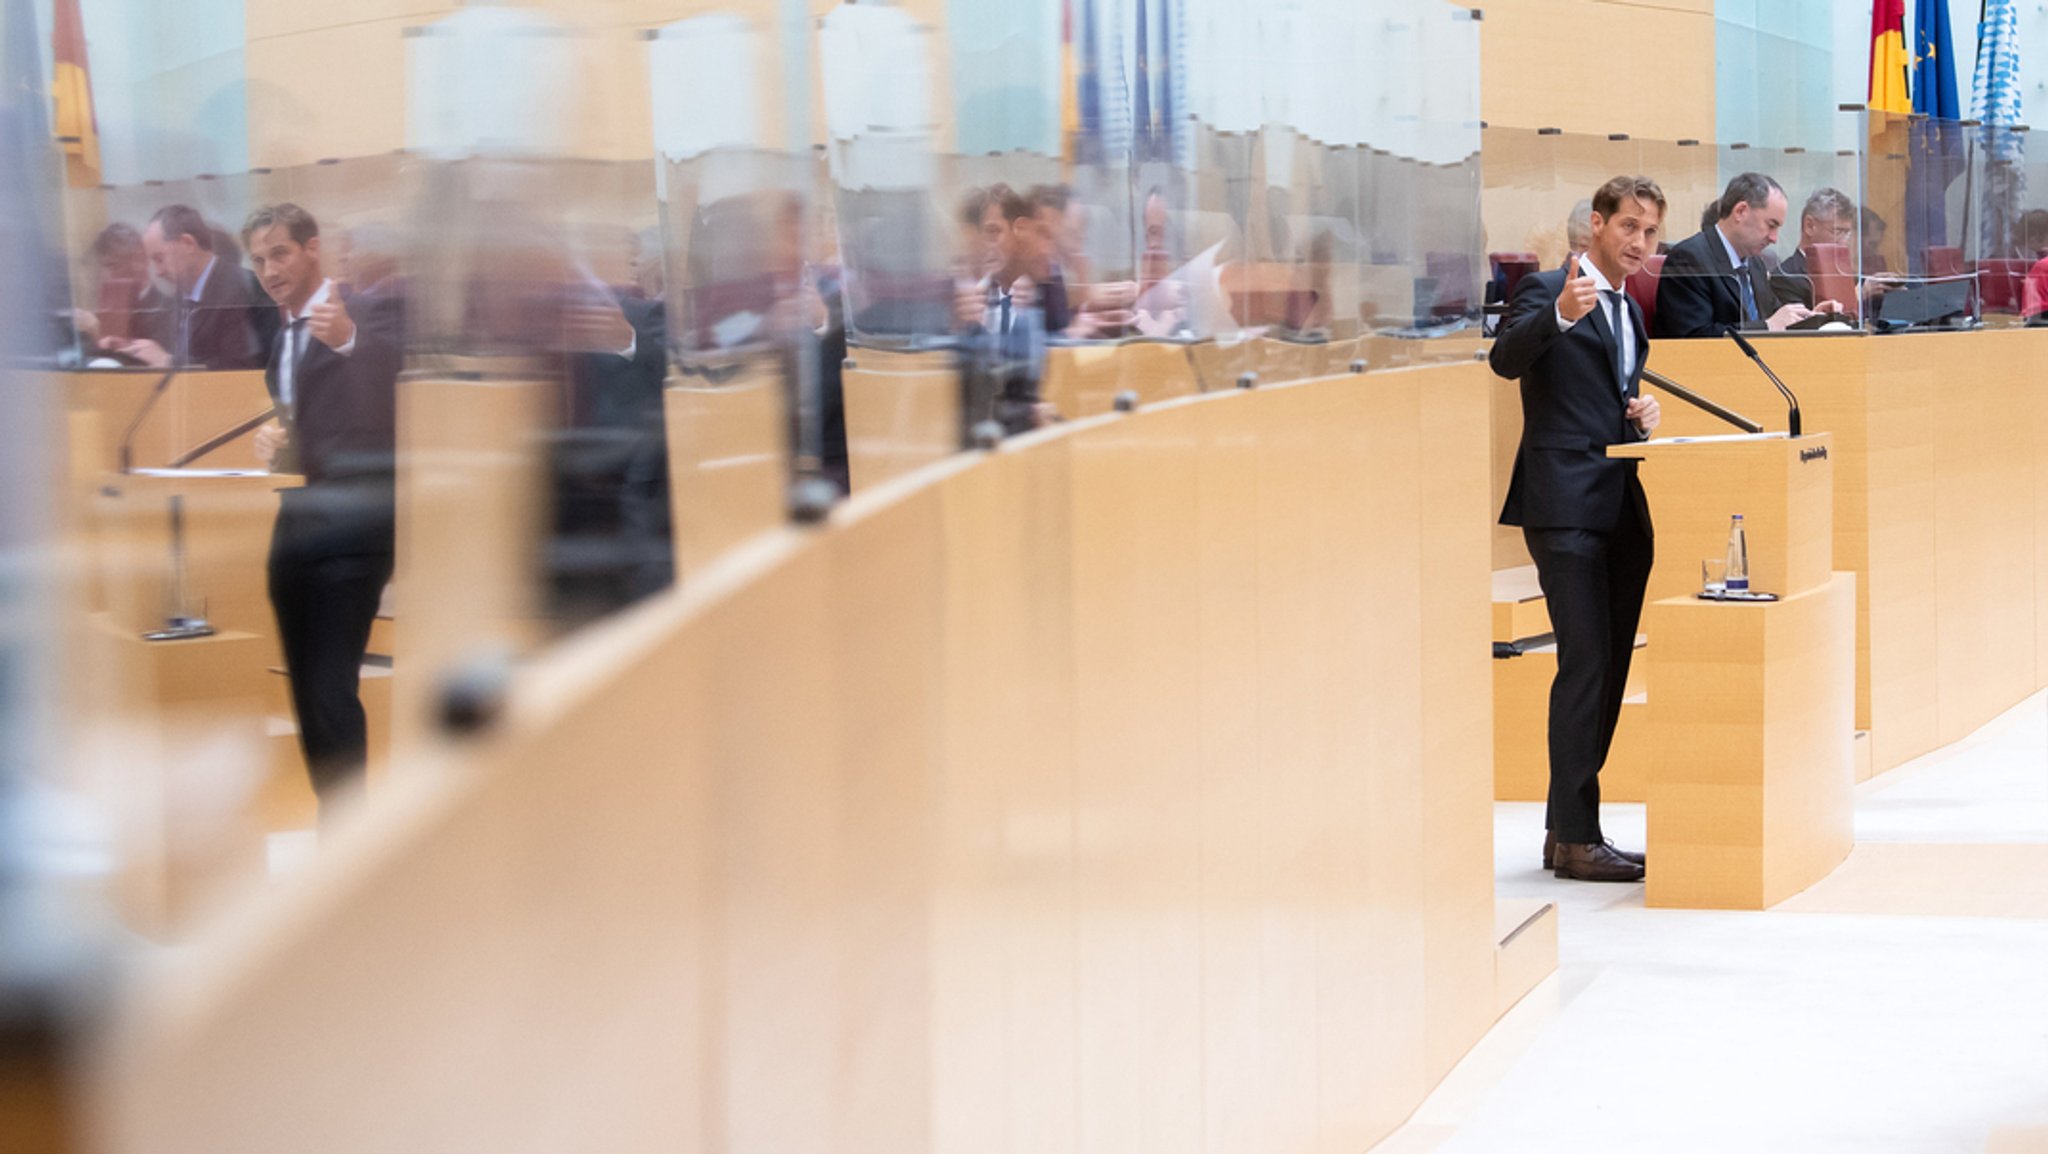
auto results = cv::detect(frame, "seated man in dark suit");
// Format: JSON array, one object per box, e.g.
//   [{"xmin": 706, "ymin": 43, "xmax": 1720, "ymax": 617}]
[
  {"xmin": 549, "ymin": 282, "xmax": 675, "ymax": 625},
  {"xmin": 1770, "ymin": 187, "xmax": 1896, "ymax": 313},
  {"xmin": 953, "ymin": 184, "xmax": 1066, "ymax": 435},
  {"xmin": 1653, "ymin": 173, "xmax": 1836, "ymax": 337},
  {"xmin": 244, "ymin": 202, "xmax": 403, "ymax": 821},
  {"xmin": 107, "ymin": 203, "xmax": 269, "ymax": 369},
  {"xmin": 1769, "ymin": 187, "xmax": 1855, "ymax": 308}
]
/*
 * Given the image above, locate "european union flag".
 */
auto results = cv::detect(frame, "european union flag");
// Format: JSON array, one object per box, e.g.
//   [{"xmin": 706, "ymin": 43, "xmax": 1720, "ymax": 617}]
[{"xmin": 1905, "ymin": 0, "xmax": 1965, "ymax": 273}]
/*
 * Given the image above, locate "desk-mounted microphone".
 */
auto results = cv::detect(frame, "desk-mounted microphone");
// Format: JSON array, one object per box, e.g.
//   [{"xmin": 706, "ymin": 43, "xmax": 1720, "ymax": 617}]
[{"xmin": 1725, "ymin": 329, "xmax": 1802, "ymax": 437}]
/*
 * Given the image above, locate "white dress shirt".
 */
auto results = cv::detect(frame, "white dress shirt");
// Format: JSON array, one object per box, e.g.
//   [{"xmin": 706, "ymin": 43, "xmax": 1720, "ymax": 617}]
[
  {"xmin": 1554, "ymin": 255, "xmax": 1637, "ymax": 389},
  {"xmin": 276, "ymin": 279, "xmax": 354, "ymax": 410}
]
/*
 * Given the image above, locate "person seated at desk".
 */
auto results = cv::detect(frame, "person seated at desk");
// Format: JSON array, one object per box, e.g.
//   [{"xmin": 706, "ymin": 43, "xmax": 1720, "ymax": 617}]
[
  {"xmin": 1653, "ymin": 172, "xmax": 1838, "ymax": 337},
  {"xmin": 1033, "ymin": 184, "xmax": 1139, "ymax": 336},
  {"xmin": 104, "ymin": 204, "xmax": 271, "ymax": 369},
  {"xmin": 1770, "ymin": 187, "xmax": 1898, "ymax": 313},
  {"xmin": 1564, "ymin": 198, "xmax": 1592, "ymax": 261},
  {"xmin": 72, "ymin": 222, "xmax": 172, "ymax": 356},
  {"xmin": 550, "ymin": 273, "xmax": 675, "ymax": 625},
  {"xmin": 2018, "ymin": 209, "xmax": 2048, "ymax": 320},
  {"xmin": 953, "ymin": 185, "xmax": 1065, "ymax": 434},
  {"xmin": 243, "ymin": 202, "xmax": 403, "ymax": 821}
]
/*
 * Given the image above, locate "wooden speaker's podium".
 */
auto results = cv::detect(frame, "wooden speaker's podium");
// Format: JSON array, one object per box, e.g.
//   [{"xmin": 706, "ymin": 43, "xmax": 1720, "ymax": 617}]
[{"xmin": 1608, "ymin": 433, "xmax": 1855, "ymax": 909}]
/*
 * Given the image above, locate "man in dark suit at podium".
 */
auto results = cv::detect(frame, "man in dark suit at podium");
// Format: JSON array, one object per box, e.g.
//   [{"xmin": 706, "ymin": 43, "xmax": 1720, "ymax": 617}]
[
  {"xmin": 1653, "ymin": 173, "xmax": 1825, "ymax": 337},
  {"xmin": 1490, "ymin": 175, "xmax": 1666, "ymax": 882},
  {"xmin": 244, "ymin": 203, "xmax": 403, "ymax": 820}
]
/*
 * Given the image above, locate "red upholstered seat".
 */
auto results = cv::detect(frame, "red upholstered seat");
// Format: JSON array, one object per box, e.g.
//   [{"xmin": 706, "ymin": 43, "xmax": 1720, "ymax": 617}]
[
  {"xmin": 1624, "ymin": 252, "xmax": 1664, "ymax": 333},
  {"xmin": 1806, "ymin": 243, "xmax": 1858, "ymax": 319},
  {"xmin": 1488, "ymin": 252, "xmax": 1540, "ymax": 307},
  {"xmin": 1977, "ymin": 258, "xmax": 2033, "ymax": 315},
  {"xmin": 1922, "ymin": 245, "xmax": 1965, "ymax": 278}
]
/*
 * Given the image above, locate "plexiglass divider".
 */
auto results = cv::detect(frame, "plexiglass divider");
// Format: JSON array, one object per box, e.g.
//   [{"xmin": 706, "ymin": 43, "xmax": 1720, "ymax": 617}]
[{"xmin": 39, "ymin": 0, "xmax": 1516, "ymax": 947}]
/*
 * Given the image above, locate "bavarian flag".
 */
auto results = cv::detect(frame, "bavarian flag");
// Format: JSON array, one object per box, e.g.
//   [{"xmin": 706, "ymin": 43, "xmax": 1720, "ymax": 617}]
[
  {"xmin": 1869, "ymin": 0, "xmax": 1911, "ymax": 114},
  {"xmin": 51, "ymin": 0, "xmax": 99, "ymax": 187}
]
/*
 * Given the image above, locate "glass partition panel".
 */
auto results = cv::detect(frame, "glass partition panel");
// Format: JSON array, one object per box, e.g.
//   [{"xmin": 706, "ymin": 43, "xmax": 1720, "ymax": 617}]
[
  {"xmin": 1968, "ymin": 122, "xmax": 2043, "ymax": 325},
  {"xmin": 1858, "ymin": 109, "xmax": 1982, "ymax": 330}
]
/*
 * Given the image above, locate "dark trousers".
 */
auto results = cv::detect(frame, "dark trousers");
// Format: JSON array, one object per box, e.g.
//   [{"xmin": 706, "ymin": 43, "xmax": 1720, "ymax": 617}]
[
  {"xmin": 268, "ymin": 488, "xmax": 394, "ymax": 813},
  {"xmin": 1522, "ymin": 509, "xmax": 1653, "ymax": 844}
]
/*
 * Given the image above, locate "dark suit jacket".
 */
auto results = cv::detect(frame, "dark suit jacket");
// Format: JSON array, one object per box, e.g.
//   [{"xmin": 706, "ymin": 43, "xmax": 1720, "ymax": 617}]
[
  {"xmin": 1770, "ymin": 248, "xmax": 1814, "ymax": 309},
  {"xmin": 178, "ymin": 258, "xmax": 271, "ymax": 370},
  {"xmin": 265, "ymin": 284, "xmax": 403, "ymax": 488},
  {"xmin": 1489, "ymin": 267, "xmax": 1653, "ymax": 534},
  {"xmin": 1652, "ymin": 227, "xmax": 1783, "ymax": 339},
  {"xmin": 569, "ymin": 294, "xmax": 668, "ymax": 431}
]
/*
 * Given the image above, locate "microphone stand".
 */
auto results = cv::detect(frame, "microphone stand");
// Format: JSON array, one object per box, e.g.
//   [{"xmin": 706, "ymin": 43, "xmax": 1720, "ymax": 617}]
[
  {"xmin": 116, "ymin": 367, "xmax": 178, "ymax": 474},
  {"xmin": 108, "ymin": 367, "xmax": 218, "ymax": 641},
  {"xmin": 1640, "ymin": 369, "xmax": 1764, "ymax": 434},
  {"xmin": 1725, "ymin": 330, "xmax": 1803, "ymax": 437}
]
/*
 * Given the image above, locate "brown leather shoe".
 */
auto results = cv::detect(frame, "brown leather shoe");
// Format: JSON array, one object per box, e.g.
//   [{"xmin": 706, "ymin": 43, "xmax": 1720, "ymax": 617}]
[
  {"xmin": 1543, "ymin": 830, "xmax": 1646, "ymax": 869},
  {"xmin": 1552, "ymin": 841, "xmax": 1646, "ymax": 882}
]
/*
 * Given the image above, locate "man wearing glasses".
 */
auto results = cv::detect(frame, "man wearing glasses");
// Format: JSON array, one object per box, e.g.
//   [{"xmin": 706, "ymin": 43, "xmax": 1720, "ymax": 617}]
[{"xmin": 1771, "ymin": 188, "xmax": 1892, "ymax": 312}]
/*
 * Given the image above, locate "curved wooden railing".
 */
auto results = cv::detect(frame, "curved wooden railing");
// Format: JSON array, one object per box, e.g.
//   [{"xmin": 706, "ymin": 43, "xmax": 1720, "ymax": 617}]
[{"xmin": 91, "ymin": 354, "xmax": 1520, "ymax": 1154}]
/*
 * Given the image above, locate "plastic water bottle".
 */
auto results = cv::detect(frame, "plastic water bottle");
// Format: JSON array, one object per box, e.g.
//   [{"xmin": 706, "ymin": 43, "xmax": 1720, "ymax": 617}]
[{"xmin": 1725, "ymin": 515, "xmax": 1749, "ymax": 593}]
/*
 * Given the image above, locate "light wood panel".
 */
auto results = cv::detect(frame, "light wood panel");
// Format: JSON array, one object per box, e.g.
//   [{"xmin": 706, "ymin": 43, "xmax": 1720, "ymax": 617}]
[
  {"xmin": 68, "ymin": 369, "xmax": 272, "ymax": 474},
  {"xmin": 1495, "ymin": 645, "xmax": 1650, "ymax": 804},
  {"xmin": 392, "ymin": 372, "xmax": 547, "ymax": 752},
  {"xmin": 663, "ymin": 365, "xmax": 787, "ymax": 580},
  {"xmin": 1417, "ymin": 365, "xmax": 1503, "ymax": 1085},
  {"xmin": 1610, "ymin": 432, "xmax": 1834, "ymax": 605},
  {"xmin": 1041, "ymin": 341, "xmax": 1197, "ymax": 421},
  {"xmin": 1645, "ymin": 573, "xmax": 1857, "ymax": 910},
  {"xmin": 1480, "ymin": 0, "xmax": 1714, "ymax": 142},
  {"xmin": 94, "ymin": 359, "xmax": 1535, "ymax": 1154},
  {"xmin": 842, "ymin": 351, "xmax": 959, "ymax": 492}
]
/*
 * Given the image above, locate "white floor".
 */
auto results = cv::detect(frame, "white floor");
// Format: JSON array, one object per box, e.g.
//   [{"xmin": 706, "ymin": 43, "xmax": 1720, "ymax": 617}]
[{"xmin": 1377, "ymin": 692, "xmax": 2048, "ymax": 1153}]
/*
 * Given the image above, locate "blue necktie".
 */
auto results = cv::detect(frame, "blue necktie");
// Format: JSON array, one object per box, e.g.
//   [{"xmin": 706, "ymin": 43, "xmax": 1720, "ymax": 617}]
[{"xmin": 1737, "ymin": 267, "xmax": 1758, "ymax": 323}]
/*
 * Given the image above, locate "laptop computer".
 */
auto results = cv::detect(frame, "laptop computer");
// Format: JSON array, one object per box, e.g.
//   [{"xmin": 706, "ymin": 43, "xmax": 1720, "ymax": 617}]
[{"xmin": 1871, "ymin": 277, "xmax": 1975, "ymax": 331}]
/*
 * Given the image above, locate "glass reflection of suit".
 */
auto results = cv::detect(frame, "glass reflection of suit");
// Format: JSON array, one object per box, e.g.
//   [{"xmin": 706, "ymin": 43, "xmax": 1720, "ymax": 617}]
[{"xmin": 969, "ymin": 278, "xmax": 1048, "ymax": 437}]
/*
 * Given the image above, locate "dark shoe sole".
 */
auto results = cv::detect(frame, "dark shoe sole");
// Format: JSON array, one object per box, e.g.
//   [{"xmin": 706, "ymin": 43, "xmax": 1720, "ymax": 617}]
[
  {"xmin": 1552, "ymin": 864, "xmax": 1646, "ymax": 882},
  {"xmin": 1545, "ymin": 844, "xmax": 1645, "ymax": 870}
]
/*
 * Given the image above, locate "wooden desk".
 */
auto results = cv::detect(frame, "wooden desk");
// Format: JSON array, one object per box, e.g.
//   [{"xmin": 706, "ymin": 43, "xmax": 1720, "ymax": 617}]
[
  {"xmin": 841, "ymin": 348, "xmax": 958, "ymax": 491},
  {"xmin": 1644, "ymin": 574, "xmax": 1857, "ymax": 909},
  {"xmin": 67, "ymin": 369, "xmax": 272, "ymax": 474}
]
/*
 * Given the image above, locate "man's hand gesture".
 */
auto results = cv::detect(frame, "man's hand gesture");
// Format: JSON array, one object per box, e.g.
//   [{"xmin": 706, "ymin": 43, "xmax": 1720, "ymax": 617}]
[
  {"xmin": 1558, "ymin": 255, "xmax": 1598, "ymax": 325},
  {"xmin": 309, "ymin": 293, "xmax": 355, "ymax": 350}
]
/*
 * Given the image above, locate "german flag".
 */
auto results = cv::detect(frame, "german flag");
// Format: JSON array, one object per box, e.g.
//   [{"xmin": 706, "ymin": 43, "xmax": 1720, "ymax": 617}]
[
  {"xmin": 51, "ymin": 0, "xmax": 99, "ymax": 187},
  {"xmin": 1868, "ymin": 0, "xmax": 1910, "ymax": 114}
]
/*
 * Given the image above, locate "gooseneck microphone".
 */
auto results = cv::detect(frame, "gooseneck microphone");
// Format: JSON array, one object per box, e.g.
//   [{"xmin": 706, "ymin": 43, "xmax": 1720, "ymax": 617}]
[{"xmin": 1725, "ymin": 329, "xmax": 1802, "ymax": 437}]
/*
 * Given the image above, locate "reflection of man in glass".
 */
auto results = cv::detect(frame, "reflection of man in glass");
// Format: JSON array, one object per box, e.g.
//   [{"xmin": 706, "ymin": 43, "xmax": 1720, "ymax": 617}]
[
  {"xmin": 243, "ymin": 202, "xmax": 402, "ymax": 822},
  {"xmin": 954, "ymin": 185, "xmax": 1060, "ymax": 434},
  {"xmin": 112, "ymin": 204, "xmax": 270, "ymax": 369},
  {"xmin": 73, "ymin": 222, "xmax": 172, "ymax": 353},
  {"xmin": 1034, "ymin": 185, "xmax": 1136, "ymax": 336},
  {"xmin": 988, "ymin": 186, "xmax": 1070, "ymax": 333}
]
